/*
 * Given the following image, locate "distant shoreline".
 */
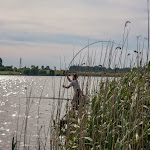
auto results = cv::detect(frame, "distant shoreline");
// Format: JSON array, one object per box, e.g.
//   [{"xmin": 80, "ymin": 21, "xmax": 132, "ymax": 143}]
[{"xmin": 0, "ymin": 71, "xmax": 125, "ymax": 77}]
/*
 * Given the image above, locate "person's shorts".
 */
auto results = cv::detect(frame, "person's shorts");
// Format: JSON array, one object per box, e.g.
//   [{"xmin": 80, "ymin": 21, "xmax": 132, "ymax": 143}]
[{"xmin": 72, "ymin": 89, "xmax": 81, "ymax": 110}]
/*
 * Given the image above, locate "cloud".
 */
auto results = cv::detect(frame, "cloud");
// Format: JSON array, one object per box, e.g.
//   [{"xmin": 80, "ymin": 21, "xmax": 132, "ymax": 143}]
[
  {"xmin": 0, "ymin": 39, "xmax": 86, "ymax": 68},
  {"xmin": 0, "ymin": 30, "xmax": 97, "ymax": 46},
  {"xmin": 0, "ymin": 0, "xmax": 148, "ymax": 68},
  {"xmin": 0, "ymin": 0, "xmax": 147, "ymax": 36}
]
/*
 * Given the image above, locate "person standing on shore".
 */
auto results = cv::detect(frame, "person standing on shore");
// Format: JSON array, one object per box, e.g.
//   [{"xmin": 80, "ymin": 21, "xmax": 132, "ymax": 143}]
[{"xmin": 63, "ymin": 73, "xmax": 81, "ymax": 110}]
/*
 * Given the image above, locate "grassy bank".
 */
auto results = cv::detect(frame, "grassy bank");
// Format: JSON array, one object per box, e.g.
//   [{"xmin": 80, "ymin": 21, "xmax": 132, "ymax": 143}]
[
  {"xmin": 0, "ymin": 71, "xmax": 21, "ymax": 75},
  {"xmin": 69, "ymin": 71, "xmax": 126, "ymax": 77},
  {"xmin": 0, "ymin": 70, "xmax": 126, "ymax": 77}
]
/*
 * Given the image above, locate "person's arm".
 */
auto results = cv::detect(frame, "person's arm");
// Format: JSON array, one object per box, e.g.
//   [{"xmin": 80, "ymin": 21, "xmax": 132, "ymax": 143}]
[
  {"xmin": 62, "ymin": 85, "xmax": 70, "ymax": 89},
  {"xmin": 66, "ymin": 72, "xmax": 72, "ymax": 82}
]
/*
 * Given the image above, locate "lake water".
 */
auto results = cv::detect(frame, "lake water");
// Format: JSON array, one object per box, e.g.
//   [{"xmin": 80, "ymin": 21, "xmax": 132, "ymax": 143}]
[{"xmin": 0, "ymin": 75, "xmax": 106, "ymax": 150}]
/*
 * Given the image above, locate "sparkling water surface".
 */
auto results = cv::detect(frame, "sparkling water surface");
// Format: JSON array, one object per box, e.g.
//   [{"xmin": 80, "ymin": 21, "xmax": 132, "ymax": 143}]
[{"xmin": 0, "ymin": 75, "xmax": 105, "ymax": 149}]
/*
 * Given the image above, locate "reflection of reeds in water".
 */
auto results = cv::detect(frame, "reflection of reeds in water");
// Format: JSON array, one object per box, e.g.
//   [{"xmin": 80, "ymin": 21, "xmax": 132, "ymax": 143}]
[{"xmin": 12, "ymin": 19, "xmax": 150, "ymax": 150}]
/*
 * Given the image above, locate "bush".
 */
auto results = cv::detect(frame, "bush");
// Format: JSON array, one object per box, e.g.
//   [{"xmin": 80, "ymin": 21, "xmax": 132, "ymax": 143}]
[
  {"xmin": 30, "ymin": 67, "xmax": 39, "ymax": 75},
  {"xmin": 39, "ymin": 70, "xmax": 47, "ymax": 75},
  {"xmin": 23, "ymin": 68, "xmax": 31, "ymax": 75}
]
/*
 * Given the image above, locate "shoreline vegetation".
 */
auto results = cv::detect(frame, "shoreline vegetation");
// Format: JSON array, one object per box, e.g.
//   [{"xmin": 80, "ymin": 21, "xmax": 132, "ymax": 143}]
[
  {"xmin": 0, "ymin": 58, "xmax": 131, "ymax": 77},
  {"xmin": 58, "ymin": 70, "xmax": 150, "ymax": 150},
  {"xmin": 0, "ymin": 65, "xmax": 131, "ymax": 77},
  {"xmin": 0, "ymin": 70, "xmax": 127, "ymax": 77}
]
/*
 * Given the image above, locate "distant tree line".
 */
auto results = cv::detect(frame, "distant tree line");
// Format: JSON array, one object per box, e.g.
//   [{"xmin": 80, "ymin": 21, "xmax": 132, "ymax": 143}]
[
  {"xmin": 20, "ymin": 66, "xmax": 55, "ymax": 75},
  {"xmin": 69, "ymin": 65, "xmax": 131, "ymax": 73},
  {"xmin": 0, "ymin": 58, "xmax": 13, "ymax": 71},
  {"xmin": 0, "ymin": 58, "xmax": 55, "ymax": 75}
]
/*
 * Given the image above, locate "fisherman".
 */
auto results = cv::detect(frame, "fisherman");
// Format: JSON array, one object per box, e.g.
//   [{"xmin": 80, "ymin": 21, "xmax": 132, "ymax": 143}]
[{"xmin": 63, "ymin": 73, "xmax": 81, "ymax": 110}]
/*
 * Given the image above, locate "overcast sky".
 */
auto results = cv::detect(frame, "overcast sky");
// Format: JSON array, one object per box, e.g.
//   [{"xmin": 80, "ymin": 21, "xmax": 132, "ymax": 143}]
[{"xmin": 0, "ymin": 0, "xmax": 148, "ymax": 69}]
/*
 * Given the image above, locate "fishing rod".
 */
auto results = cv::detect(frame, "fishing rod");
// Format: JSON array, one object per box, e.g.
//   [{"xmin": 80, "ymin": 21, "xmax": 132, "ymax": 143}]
[
  {"xmin": 67, "ymin": 40, "xmax": 121, "ymax": 70},
  {"xmin": 62, "ymin": 40, "xmax": 121, "ymax": 92},
  {"xmin": 21, "ymin": 97, "xmax": 72, "ymax": 101}
]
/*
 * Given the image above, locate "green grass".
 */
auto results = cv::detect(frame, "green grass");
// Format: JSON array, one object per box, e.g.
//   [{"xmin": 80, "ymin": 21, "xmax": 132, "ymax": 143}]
[
  {"xmin": 0, "ymin": 71, "xmax": 21, "ymax": 75},
  {"xmin": 54, "ymin": 70, "xmax": 64, "ymax": 76}
]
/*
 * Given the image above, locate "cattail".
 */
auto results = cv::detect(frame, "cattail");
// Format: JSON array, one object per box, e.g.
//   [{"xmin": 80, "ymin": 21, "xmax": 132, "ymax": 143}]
[
  {"xmin": 125, "ymin": 21, "xmax": 131, "ymax": 27},
  {"xmin": 134, "ymin": 50, "xmax": 138, "ymax": 53},
  {"xmin": 115, "ymin": 46, "xmax": 121, "ymax": 50}
]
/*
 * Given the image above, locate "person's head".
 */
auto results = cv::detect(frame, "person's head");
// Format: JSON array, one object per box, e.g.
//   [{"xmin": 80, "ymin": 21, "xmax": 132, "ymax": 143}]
[{"xmin": 72, "ymin": 74, "xmax": 78, "ymax": 80}]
